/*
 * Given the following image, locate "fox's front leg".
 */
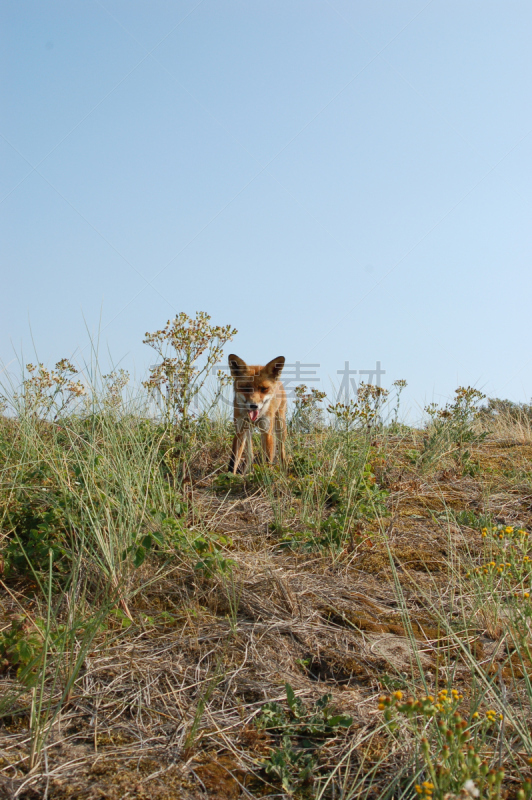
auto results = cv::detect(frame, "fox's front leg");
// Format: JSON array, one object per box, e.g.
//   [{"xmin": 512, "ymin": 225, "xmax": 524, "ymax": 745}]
[
  {"xmin": 230, "ymin": 427, "xmax": 253, "ymax": 474},
  {"xmin": 260, "ymin": 429, "xmax": 276, "ymax": 463},
  {"xmin": 230, "ymin": 432, "xmax": 247, "ymax": 474}
]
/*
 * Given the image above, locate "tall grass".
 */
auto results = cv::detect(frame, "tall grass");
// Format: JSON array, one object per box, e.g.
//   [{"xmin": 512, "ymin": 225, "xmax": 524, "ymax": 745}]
[{"xmin": 0, "ymin": 369, "xmax": 187, "ymax": 771}]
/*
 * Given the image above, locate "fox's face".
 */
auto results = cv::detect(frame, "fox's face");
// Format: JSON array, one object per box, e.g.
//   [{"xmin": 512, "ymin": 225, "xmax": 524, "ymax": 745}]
[{"xmin": 228, "ymin": 354, "xmax": 285, "ymax": 422}]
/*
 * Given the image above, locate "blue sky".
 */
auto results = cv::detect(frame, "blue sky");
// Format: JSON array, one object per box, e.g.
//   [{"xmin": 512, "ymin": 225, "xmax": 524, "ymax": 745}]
[{"xmin": 2, "ymin": 1, "xmax": 531, "ymax": 417}]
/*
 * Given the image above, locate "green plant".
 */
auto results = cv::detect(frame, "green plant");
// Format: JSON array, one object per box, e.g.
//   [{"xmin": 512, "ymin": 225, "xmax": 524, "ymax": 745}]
[
  {"xmin": 354, "ymin": 462, "xmax": 390, "ymax": 519},
  {"xmin": 0, "ymin": 616, "xmax": 43, "ymax": 685},
  {"xmin": 290, "ymin": 449, "xmax": 322, "ymax": 477},
  {"xmin": 123, "ymin": 528, "xmax": 165, "ymax": 569},
  {"xmin": 291, "ymin": 474, "xmax": 343, "ymax": 505},
  {"xmin": 162, "ymin": 517, "xmax": 235, "ymax": 577},
  {"xmin": 327, "ymin": 382, "xmax": 389, "ymax": 434},
  {"xmin": 405, "ymin": 448, "xmax": 421, "ymax": 465},
  {"xmin": 257, "ymin": 683, "xmax": 352, "ymax": 794},
  {"xmin": 464, "ymin": 524, "xmax": 532, "ymax": 644},
  {"xmin": 245, "ymin": 463, "xmax": 282, "ymax": 488},
  {"xmin": 379, "ymin": 689, "xmax": 506, "ymax": 800},
  {"xmin": 281, "ymin": 460, "xmax": 386, "ymax": 554},
  {"xmin": 391, "ymin": 379, "xmax": 408, "ymax": 427},
  {"xmin": 290, "ymin": 385, "xmax": 327, "ymax": 433},
  {"xmin": 5, "ymin": 501, "xmax": 69, "ymax": 577},
  {"xmin": 142, "ymin": 311, "xmax": 237, "ymax": 429},
  {"xmin": 455, "ymin": 510, "xmax": 492, "ymax": 530},
  {"xmin": 9, "ymin": 359, "xmax": 86, "ymax": 420},
  {"xmin": 421, "ymin": 387, "xmax": 487, "ymax": 470},
  {"xmin": 212, "ymin": 472, "xmax": 245, "ymax": 492},
  {"xmin": 101, "ymin": 369, "xmax": 130, "ymax": 412}
]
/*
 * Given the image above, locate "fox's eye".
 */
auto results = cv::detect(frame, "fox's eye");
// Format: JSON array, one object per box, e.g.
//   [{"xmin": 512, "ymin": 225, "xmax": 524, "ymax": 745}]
[{"xmin": 260, "ymin": 386, "xmax": 268, "ymax": 393}]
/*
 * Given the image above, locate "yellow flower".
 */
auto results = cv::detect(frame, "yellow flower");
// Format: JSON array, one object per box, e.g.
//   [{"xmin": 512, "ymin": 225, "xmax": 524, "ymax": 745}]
[
  {"xmin": 393, "ymin": 690, "xmax": 403, "ymax": 700},
  {"xmin": 506, "ymin": 526, "xmax": 514, "ymax": 534}
]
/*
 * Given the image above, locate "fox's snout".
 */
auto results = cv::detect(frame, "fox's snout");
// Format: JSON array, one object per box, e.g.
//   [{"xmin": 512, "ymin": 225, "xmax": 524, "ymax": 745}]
[{"xmin": 247, "ymin": 402, "xmax": 261, "ymax": 423}]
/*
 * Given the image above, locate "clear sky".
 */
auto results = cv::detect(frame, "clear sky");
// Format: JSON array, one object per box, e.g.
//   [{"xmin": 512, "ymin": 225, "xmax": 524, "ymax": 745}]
[{"xmin": 2, "ymin": 1, "xmax": 531, "ymax": 417}]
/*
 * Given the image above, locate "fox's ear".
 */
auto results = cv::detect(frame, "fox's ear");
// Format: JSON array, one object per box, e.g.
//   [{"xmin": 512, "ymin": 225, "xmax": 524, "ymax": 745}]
[
  {"xmin": 264, "ymin": 356, "xmax": 285, "ymax": 379},
  {"xmin": 228, "ymin": 354, "xmax": 247, "ymax": 377}
]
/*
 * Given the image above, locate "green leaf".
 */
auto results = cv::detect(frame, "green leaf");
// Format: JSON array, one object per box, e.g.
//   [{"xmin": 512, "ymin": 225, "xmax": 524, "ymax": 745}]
[
  {"xmin": 151, "ymin": 529, "xmax": 164, "ymax": 545},
  {"xmin": 133, "ymin": 545, "xmax": 146, "ymax": 568},
  {"xmin": 327, "ymin": 714, "xmax": 353, "ymax": 728},
  {"xmin": 314, "ymin": 692, "xmax": 332, "ymax": 711},
  {"xmin": 285, "ymin": 682, "xmax": 296, "ymax": 711}
]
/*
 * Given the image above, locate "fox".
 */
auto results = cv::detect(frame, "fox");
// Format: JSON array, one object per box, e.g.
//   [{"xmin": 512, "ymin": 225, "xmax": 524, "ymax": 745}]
[{"xmin": 227, "ymin": 354, "xmax": 287, "ymax": 474}]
